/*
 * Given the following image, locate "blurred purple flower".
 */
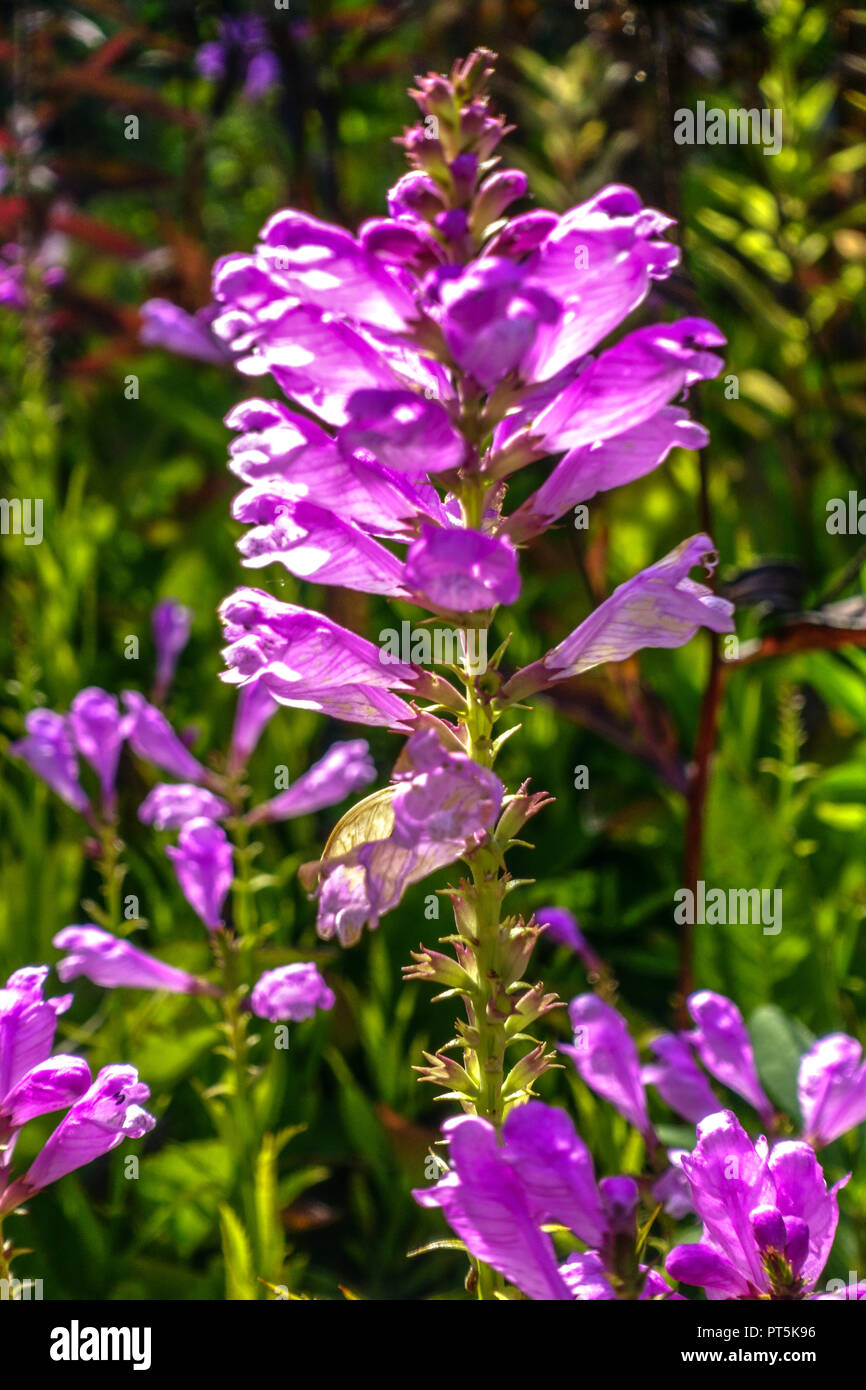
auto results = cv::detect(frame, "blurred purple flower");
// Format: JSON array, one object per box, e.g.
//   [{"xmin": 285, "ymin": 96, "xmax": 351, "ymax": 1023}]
[
  {"xmin": 562, "ymin": 994, "xmax": 654, "ymax": 1144},
  {"xmin": 195, "ymin": 17, "xmax": 280, "ymax": 101},
  {"xmin": 69, "ymin": 687, "xmax": 125, "ymax": 819},
  {"xmin": 535, "ymin": 906, "xmax": 602, "ymax": 972},
  {"xmin": 227, "ymin": 676, "xmax": 279, "ymax": 775},
  {"xmin": 247, "ymin": 739, "xmax": 375, "ymax": 825},
  {"xmin": 165, "ymin": 818, "xmax": 233, "ymax": 930},
  {"xmin": 140, "ymin": 299, "xmax": 233, "ymax": 366},
  {"xmin": 9, "ymin": 709, "xmax": 91, "ymax": 816},
  {"xmin": 123, "ymin": 691, "xmax": 209, "ymax": 783},
  {"xmin": 642, "ymin": 1032, "xmax": 720, "ymax": 1125},
  {"xmin": 151, "ymin": 599, "xmax": 193, "ymax": 702},
  {"xmin": 249, "ymin": 963, "xmax": 335, "ymax": 1022},
  {"xmin": 54, "ymin": 925, "xmax": 214, "ymax": 996},
  {"xmin": 138, "ymin": 782, "xmax": 230, "ymax": 830},
  {"xmin": 798, "ymin": 1034, "xmax": 866, "ymax": 1149},
  {"xmin": 687, "ymin": 991, "xmax": 774, "ymax": 1126}
]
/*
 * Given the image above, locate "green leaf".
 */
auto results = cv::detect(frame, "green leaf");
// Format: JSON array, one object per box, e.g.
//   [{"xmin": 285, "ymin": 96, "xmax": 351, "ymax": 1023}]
[
  {"xmin": 254, "ymin": 1133, "xmax": 285, "ymax": 1286},
  {"xmin": 219, "ymin": 1204, "xmax": 257, "ymax": 1301},
  {"xmin": 749, "ymin": 1005, "xmax": 815, "ymax": 1122}
]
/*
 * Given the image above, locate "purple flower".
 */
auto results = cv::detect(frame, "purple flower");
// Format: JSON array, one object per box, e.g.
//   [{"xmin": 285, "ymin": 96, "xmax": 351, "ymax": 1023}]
[
  {"xmin": 652, "ymin": 1151, "xmax": 694, "ymax": 1220},
  {"xmin": 0, "ymin": 239, "xmax": 65, "ymax": 310},
  {"xmin": 122, "ymin": 691, "xmax": 209, "ymax": 783},
  {"xmin": 53, "ymin": 925, "xmax": 213, "ymax": 996},
  {"xmin": 303, "ymin": 730, "xmax": 503, "ymax": 945},
  {"xmin": 10, "ymin": 709, "xmax": 90, "ymax": 815},
  {"xmin": 228, "ymin": 399, "xmax": 444, "ymax": 540},
  {"xmin": 562, "ymin": 995, "xmax": 654, "ymax": 1143},
  {"xmin": 642, "ymin": 1032, "xmax": 720, "ymax": 1125},
  {"xmin": 506, "ymin": 408, "xmax": 708, "ymax": 542},
  {"xmin": 503, "ymin": 535, "xmax": 735, "ymax": 701},
  {"xmin": 139, "ymin": 299, "xmax": 233, "ymax": 366},
  {"xmin": 687, "ymin": 991, "xmax": 774, "ymax": 1125},
  {"xmin": 138, "ymin": 783, "xmax": 231, "ymax": 830},
  {"xmin": 219, "ymin": 587, "xmax": 426, "ymax": 730},
  {"xmin": 414, "ymin": 1102, "xmax": 680, "ymax": 1301},
  {"xmin": 0, "ymin": 1055, "xmax": 92, "ymax": 1133},
  {"xmin": 195, "ymin": 18, "xmax": 279, "ymax": 101},
  {"xmin": 18, "ymin": 1064, "xmax": 155, "ymax": 1196},
  {"xmin": 247, "ymin": 739, "xmax": 375, "ymax": 825},
  {"xmin": 391, "ymin": 729, "xmax": 503, "ymax": 847},
  {"xmin": 165, "ymin": 818, "xmax": 233, "ymax": 930},
  {"xmin": 0, "ymin": 967, "xmax": 74, "ymax": 1124},
  {"xmin": 666, "ymin": 1111, "xmax": 846, "ymax": 1299},
  {"xmin": 405, "ymin": 526, "xmax": 520, "ymax": 613},
  {"xmin": 227, "ymin": 677, "xmax": 279, "ymax": 775},
  {"xmin": 255, "ymin": 208, "xmax": 417, "ymax": 332},
  {"xmin": 68, "ymin": 687, "xmax": 125, "ymax": 819},
  {"xmin": 237, "ymin": 496, "xmax": 408, "ymax": 597},
  {"xmin": 519, "ymin": 185, "xmax": 680, "ymax": 380},
  {"xmin": 798, "ymin": 1034, "xmax": 866, "ymax": 1148},
  {"xmin": 338, "ymin": 389, "xmax": 467, "ymax": 475},
  {"xmin": 528, "ymin": 319, "xmax": 725, "ymax": 456},
  {"xmin": 535, "ymin": 906, "xmax": 602, "ymax": 972},
  {"xmin": 249, "ymin": 963, "xmax": 335, "ymax": 1022},
  {"xmin": 436, "ymin": 257, "xmax": 559, "ymax": 390},
  {"xmin": 151, "ymin": 599, "xmax": 193, "ymax": 702}
]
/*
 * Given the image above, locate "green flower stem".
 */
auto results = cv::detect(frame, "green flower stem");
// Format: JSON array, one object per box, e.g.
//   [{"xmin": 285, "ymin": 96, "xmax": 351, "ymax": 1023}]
[
  {"xmin": 216, "ymin": 930, "xmax": 261, "ymax": 1293},
  {"xmin": 462, "ymin": 663, "xmax": 507, "ymax": 1300},
  {"xmin": 214, "ymin": 819, "xmax": 268, "ymax": 1295},
  {"xmin": 96, "ymin": 825, "xmax": 125, "ymax": 932},
  {"xmin": 0, "ymin": 1219, "xmax": 11, "ymax": 1284}
]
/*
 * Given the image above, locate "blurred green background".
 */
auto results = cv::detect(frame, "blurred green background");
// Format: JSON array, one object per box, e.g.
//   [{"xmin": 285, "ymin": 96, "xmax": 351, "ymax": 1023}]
[{"xmin": 1, "ymin": 0, "xmax": 865, "ymax": 1298}]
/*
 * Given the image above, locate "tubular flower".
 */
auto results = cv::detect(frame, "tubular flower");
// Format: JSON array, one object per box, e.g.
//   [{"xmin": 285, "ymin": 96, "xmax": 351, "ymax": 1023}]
[
  {"xmin": 414, "ymin": 1101, "xmax": 681, "ymax": 1300},
  {"xmin": 53, "ymin": 925, "xmax": 215, "ymax": 997},
  {"xmin": 666, "ymin": 1111, "xmax": 847, "ymax": 1300}
]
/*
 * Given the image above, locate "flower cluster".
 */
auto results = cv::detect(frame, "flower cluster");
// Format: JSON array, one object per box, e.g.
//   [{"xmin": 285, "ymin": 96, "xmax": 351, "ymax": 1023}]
[
  {"xmin": 212, "ymin": 48, "xmax": 733, "ymax": 956},
  {"xmin": 564, "ymin": 986, "xmax": 866, "ymax": 1153},
  {"xmin": 0, "ymin": 966, "xmax": 153, "ymax": 1220}
]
